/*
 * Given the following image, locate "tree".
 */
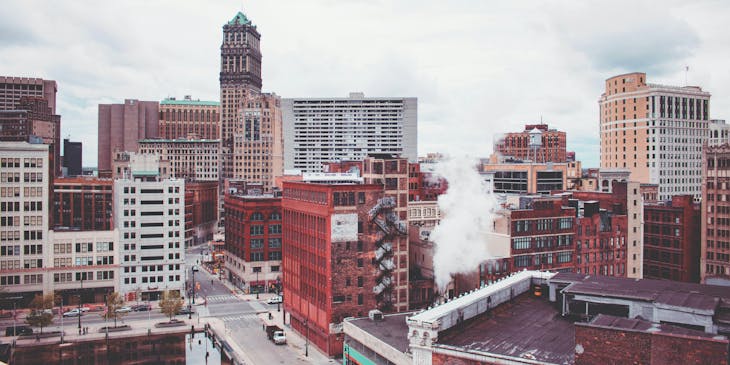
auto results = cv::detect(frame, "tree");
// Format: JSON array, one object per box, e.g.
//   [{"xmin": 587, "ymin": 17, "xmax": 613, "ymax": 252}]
[
  {"xmin": 101, "ymin": 292, "xmax": 127, "ymax": 328},
  {"xmin": 25, "ymin": 294, "xmax": 54, "ymax": 334},
  {"xmin": 159, "ymin": 290, "xmax": 184, "ymax": 322}
]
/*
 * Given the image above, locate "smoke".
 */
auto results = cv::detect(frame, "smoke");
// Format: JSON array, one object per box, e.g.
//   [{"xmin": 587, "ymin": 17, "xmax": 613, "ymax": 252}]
[{"xmin": 430, "ymin": 155, "xmax": 497, "ymax": 291}]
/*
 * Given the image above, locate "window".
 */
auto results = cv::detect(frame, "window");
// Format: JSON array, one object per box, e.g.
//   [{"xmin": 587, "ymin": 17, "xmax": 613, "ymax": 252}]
[
  {"xmin": 250, "ymin": 252, "xmax": 264, "ymax": 261},
  {"xmin": 250, "ymin": 212, "xmax": 264, "ymax": 221},
  {"xmin": 250, "ymin": 225, "xmax": 264, "ymax": 235},
  {"xmin": 268, "ymin": 238, "xmax": 281, "ymax": 248},
  {"xmin": 268, "ymin": 224, "xmax": 281, "ymax": 234},
  {"xmin": 250, "ymin": 239, "xmax": 264, "ymax": 249}
]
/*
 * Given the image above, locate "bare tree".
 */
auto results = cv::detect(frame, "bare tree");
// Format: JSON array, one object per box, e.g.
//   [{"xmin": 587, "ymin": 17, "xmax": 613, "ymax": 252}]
[
  {"xmin": 25, "ymin": 294, "xmax": 54, "ymax": 334},
  {"xmin": 100, "ymin": 292, "xmax": 127, "ymax": 328},
  {"xmin": 159, "ymin": 290, "xmax": 184, "ymax": 322}
]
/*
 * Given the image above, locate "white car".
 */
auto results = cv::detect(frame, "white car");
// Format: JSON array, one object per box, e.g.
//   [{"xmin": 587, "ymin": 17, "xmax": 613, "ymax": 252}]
[
  {"xmin": 272, "ymin": 330, "xmax": 287, "ymax": 345},
  {"xmin": 115, "ymin": 306, "xmax": 132, "ymax": 313},
  {"xmin": 267, "ymin": 296, "xmax": 283, "ymax": 304},
  {"xmin": 63, "ymin": 309, "xmax": 82, "ymax": 317}
]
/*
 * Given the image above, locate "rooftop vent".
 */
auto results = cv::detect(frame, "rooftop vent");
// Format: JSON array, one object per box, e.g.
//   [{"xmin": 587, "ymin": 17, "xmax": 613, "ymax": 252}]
[{"xmin": 368, "ymin": 309, "xmax": 384, "ymax": 321}]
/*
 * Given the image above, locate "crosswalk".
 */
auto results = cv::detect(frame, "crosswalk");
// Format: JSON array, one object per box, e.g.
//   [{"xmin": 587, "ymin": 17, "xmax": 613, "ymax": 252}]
[
  {"xmin": 220, "ymin": 313, "xmax": 259, "ymax": 323},
  {"xmin": 205, "ymin": 294, "xmax": 239, "ymax": 303}
]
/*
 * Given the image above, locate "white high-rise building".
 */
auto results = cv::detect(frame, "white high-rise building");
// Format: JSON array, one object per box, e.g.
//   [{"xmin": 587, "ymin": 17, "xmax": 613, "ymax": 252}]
[
  {"xmin": 114, "ymin": 175, "xmax": 185, "ymax": 300},
  {"xmin": 0, "ymin": 142, "xmax": 49, "ymax": 301},
  {"xmin": 282, "ymin": 92, "xmax": 417, "ymax": 173},
  {"xmin": 599, "ymin": 72, "xmax": 711, "ymax": 202}
]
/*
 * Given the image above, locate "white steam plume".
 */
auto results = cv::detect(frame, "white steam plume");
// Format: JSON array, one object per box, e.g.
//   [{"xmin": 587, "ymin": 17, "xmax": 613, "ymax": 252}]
[{"xmin": 430, "ymin": 155, "xmax": 497, "ymax": 291}]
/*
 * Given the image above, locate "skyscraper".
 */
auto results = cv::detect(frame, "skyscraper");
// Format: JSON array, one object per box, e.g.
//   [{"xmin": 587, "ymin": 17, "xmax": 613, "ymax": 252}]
[
  {"xmin": 62, "ymin": 138, "xmax": 82, "ymax": 177},
  {"xmin": 97, "ymin": 99, "xmax": 159, "ymax": 176},
  {"xmin": 0, "ymin": 76, "xmax": 57, "ymax": 113},
  {"xmin": 219, "ymin": 12, "xmax": 283, "ymax": 192},
  {"xmin": 599, "ymin": 72, "xmax": 711, "ymax": 201},
  {"xmin": 282, "ymin": 92, "xmax": 418, "ymax": 173}
]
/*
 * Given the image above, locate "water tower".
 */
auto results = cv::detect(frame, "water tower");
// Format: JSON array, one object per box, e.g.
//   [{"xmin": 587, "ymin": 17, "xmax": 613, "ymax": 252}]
[{"xmin": 528, "ymin": 127, "xmax": 543, "ymax": 163}]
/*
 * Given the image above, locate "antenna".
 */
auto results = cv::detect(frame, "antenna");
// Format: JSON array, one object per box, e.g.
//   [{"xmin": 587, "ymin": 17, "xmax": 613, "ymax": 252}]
[{"xmin": 684, "ymin": 65, "xmax": 689, "ymax": 86}]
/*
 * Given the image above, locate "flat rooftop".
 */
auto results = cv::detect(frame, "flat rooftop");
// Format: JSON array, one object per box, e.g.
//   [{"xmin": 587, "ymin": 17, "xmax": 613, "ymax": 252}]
[
  {"xmin": 553, "ymin": 273, "xmax": 730, "ymax": 312},
  {"xmin": 438, "ymin": 294, "xmax": 575, "ymax": 365},
  {"xmin": 346, "ymin": 312, "xmax": 412, "ymax": 353},
  {"xmin": 586, "ymin": 314, "xmax": 726, "ymax": 340}
]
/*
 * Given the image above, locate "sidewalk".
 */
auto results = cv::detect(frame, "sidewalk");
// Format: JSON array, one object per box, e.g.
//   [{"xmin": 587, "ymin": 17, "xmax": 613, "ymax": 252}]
[
  {"xmin": 257, "ymin": 307, "xmax": 337, "ymax": 365},
  {"xmin": 202, "ymin": 266, "xmax": 337, "ymax": 364}
]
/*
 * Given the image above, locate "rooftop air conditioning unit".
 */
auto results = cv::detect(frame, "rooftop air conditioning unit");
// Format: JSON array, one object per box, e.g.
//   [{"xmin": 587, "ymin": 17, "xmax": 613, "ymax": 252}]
[{"xmin": 368, "ymin": 309, "xmax": 384, "ymax": 321}]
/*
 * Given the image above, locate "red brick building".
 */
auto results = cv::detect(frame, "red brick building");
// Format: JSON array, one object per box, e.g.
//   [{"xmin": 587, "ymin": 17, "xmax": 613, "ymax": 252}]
[
  {"xmin": 0, "ymin": 97, "xmax": 61, "ymax": 177},
  {"xmin": 506, "ymin": 198, "xmax": 576, "ymax": 273},
  {"xmin": 644, "ymin": 195, "xmax": 701, "ymax": 282},
  {"xmin": 494, "ymin": 123, "xmax": 567, "ymax": 163},
  {"xmin": 185, "ymin": 181, "xmax": 218, "ymax": 245},
  {"xmin": 283, "ymin": 181, "xmax": 396, "ymax": 356},
  {"xmin": 53, "ymin": 177, "xmax": 113, "ymax": 231},
  {"xmin": 224, "ymin": 193, "xmax": 282, "ymax": 293}
]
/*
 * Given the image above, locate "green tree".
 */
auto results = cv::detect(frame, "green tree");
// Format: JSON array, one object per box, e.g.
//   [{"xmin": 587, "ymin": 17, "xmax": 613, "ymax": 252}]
[
  {"xmin": 159, "ymin": 290, "xmax": 184, "ymax": 322},
  {"xmin": 25, "ymin": 294, "xmax": 55, "ymax": 334},
  {"xmin": 100, "ymin": 292, "xmax": 127, "ymax": 328}
]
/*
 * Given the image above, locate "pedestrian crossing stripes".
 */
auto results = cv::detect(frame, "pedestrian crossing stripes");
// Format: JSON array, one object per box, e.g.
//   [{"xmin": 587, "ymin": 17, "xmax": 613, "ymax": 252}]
[
  {"xmin": 220, "ymin": 313, "xmax": 259, "ymax": 322},
  {"xmin": 205, "ymin": 294, "xmax": 239, "ymax": 303}
]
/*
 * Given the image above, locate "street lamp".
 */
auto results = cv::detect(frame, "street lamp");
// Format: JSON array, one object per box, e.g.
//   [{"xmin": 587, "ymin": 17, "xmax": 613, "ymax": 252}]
[
  {"xmin": 276, "ymin": 278, "xmax": 281, "ymax": 312},
  {"xmin": 255, "ymin": 270, "xmax": 259, "ymax": 299},
  {"xmin": 78, "ymin": 277, "xmax": 84, "ymax": 335},
  {"xmin": 190, "ymin": 266, "xmax": 199, "ymax": 320},
  {"xmin": 304, "ymin": 319, "xmax": 309, "ymax": 357}
]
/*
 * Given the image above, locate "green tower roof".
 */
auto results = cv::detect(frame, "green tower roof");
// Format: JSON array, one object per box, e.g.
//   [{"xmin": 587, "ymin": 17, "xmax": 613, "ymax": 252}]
[{"xmin": 228, "ymin": 11, "xmax": 252, "ymax": 25}]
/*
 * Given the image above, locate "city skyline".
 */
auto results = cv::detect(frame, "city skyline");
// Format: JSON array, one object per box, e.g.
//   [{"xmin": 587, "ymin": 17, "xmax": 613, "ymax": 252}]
[{"xmin": 1, "ymin": 1, "xmax": 729, "ymax": 168}]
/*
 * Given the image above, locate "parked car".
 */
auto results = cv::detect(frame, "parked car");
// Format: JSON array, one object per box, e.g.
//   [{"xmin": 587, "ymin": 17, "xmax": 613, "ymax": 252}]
[
  {"xmin": 266, "ymin": 296, "xmax": 283, "ymax": 304},
  {"xmin": 132, "ymin": 304, "xmax": 151, "ymax": 312},
  {"xmin": 63, "ymin": 308, "xmax": 83, "ymax": 317},
  {"xmin": 177, "ymin": 306, "xmax": 194, "ymax": 315},
  {"xmin": 5, "ymin": 325, "xmax": 33, "ymax": 336},
  {"xmin": 115, "ymin": 306, "xmax": 132, "ymax": 313},
  {"xmin": 80, "ymin": 306, "xmax": 90, "ymax": 312},
  {"xmin": 272, "ymin": 330, "xmax": 287, "ymax": 345}
]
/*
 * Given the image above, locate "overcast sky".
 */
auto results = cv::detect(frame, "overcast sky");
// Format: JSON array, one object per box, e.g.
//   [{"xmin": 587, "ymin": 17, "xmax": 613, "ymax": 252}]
[{"xmin": 1, "ymin": 0, "xmax": 729, "ymax": 168}]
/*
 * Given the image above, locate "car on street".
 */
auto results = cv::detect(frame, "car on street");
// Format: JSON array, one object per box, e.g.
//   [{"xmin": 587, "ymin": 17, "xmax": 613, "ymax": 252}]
[
  {"xmin": 266, "ymin": 296, "xmax": 283, "ymax": 304},
  {"xmin": 177, "ymin": 306, "xmax": 194, "ymax": 315},
  {"xmin": 63, "ymin": 308, "xmax": 83, "ymax": 317},
  {"xmin": 272, "ymin": 330, "xmax": 287, "ymax": 345},
  {"xmin": 132, "ymin": 304, "xmax": 151, "ymax": 312},
  {"xmin": 115, "ymin": 306, "xmax": 133, "ymax": 313},
  {"xmin": 5, "ymin": 325, "xmax": 33, "ymax": 336}
]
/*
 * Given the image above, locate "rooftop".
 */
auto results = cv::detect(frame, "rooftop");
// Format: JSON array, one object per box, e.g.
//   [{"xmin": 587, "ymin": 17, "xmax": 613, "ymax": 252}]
[
  {"xmin": 438, "ymin": 294, "xmax": 575, "ymax": 365},
  {"xmin": 554, "ymin": 272, "xmax": 730, "ymax": 312},
  {"xmin": 160, "ymin": 98, "xmax": 219, "ymax": 107},
  {"xmin": 585, "ymin": 314, "xmax": 725, "ymax": 340},
  {"xmin": 346, "ymin": 312, "xmax": 412, "ymax": 354},
  {"xmin": 228, "ymin": 11, "xmax": 252, "ymax": 25}
]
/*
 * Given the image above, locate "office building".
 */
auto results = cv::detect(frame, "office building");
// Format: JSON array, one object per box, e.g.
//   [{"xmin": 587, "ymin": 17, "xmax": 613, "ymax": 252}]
[
  {"xmin": 0, "ymin": 142, "xmax": 50, "ymax": 304},
  {"xmin": 644, "ymin": 195, "xmax": 700, "ymax": 282},
  {"xmin": 223, "ymin": 192, "xmax": 281, "ymax": 293},
  {"xmin": 282, "ymin": 93, "xmax": 418, "ymax": 173},
  {"xmin": 0, "ymin": 76, "xmax": 56, "ymax": 113},
  {"xmin": 494, "ymin": 123, "xmax": 568, "ymax": 163},
  {"xmin": 702, "ymin": 144, "xmax": 730, "ymax": 285},
  {"xmin": 709, "ymin": 119, "xmax": 730, "ymax": 146},
  {"xmin": 113, "ymin": 170, "xmax": 185, "ymax": 300},
  {"xmin": 159, "ymin": 96, "xmax": 220, "ymax": 140},
  {"xmin": 137, "ymin": 137, "xmax": 220, "ymax": 181},
  {"xmin": 219, "ymin": 12, "xmax": 283, "ymax": 191},
  {"xmin": 53, "ymin": 177, "xmax": 114, "ymax": 231},
  {"xmin": 62, "ymin": 138, "xmax": 82, "ymax": 177},
  {"xmin": 0, "ymin": 97, "xmax": 62, "ymax": 177},
  {"xmin": 481, "ymin": 161, "xmax": 573, "ymax": 195},
  {"xmin": 599, "ymin": 72, "xmax": 711, "ymax": 201},
  {"xmin": 97, "ymin": 99, "xmax": 159, "ymax": 176},
  {"xmin": 283, "ymin": 181, "xmax": 395, "ymax": 356},
  {"xmin": 48, "ymin": 229, "xmax": 119, "ymax": 304}
]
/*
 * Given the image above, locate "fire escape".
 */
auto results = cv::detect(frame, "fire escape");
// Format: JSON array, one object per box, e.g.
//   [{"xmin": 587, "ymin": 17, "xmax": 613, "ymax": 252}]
[{"xmin": 368, "ymin": 197, "xmax": 407, "ymax": 311}]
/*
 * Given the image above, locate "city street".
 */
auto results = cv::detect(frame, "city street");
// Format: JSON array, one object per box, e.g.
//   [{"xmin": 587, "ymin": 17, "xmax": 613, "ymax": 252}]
[{"xmin": 184, "ymin": 245, "xmax": 328, "ymax": 364}]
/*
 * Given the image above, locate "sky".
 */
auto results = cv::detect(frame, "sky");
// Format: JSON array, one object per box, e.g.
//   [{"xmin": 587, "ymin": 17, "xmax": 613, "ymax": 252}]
[{"xmin": 1, "ymin": 0, "xmax": 729, "ymax": 168}]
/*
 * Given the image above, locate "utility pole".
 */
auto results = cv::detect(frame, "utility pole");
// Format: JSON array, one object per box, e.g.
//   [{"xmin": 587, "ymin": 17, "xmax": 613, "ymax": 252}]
[{"xmin": 78, "ymin": 277, "xmax": 83, "ymax": 335}]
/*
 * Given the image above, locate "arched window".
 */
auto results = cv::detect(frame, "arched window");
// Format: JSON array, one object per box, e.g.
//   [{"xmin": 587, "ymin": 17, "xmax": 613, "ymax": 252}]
[{"xmin": 250, "ymin": 212, "xmax": 264, "ymax": 221}]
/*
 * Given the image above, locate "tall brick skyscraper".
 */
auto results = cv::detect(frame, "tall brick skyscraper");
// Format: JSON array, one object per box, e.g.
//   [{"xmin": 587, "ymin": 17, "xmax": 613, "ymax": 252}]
[{"xmin": 219, "ymin": 12, "xmax": 282, "ymax": 191}]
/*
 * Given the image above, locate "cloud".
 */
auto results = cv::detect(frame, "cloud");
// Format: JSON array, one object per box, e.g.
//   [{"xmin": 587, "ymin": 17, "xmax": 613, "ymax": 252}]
[
  {"xmin": 548, "ymin": 2, "xmax": 699, "ymax": 75},
  {"xmin": 0, "ymin": 0, "xmax": 728, "ymax": 169}
]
